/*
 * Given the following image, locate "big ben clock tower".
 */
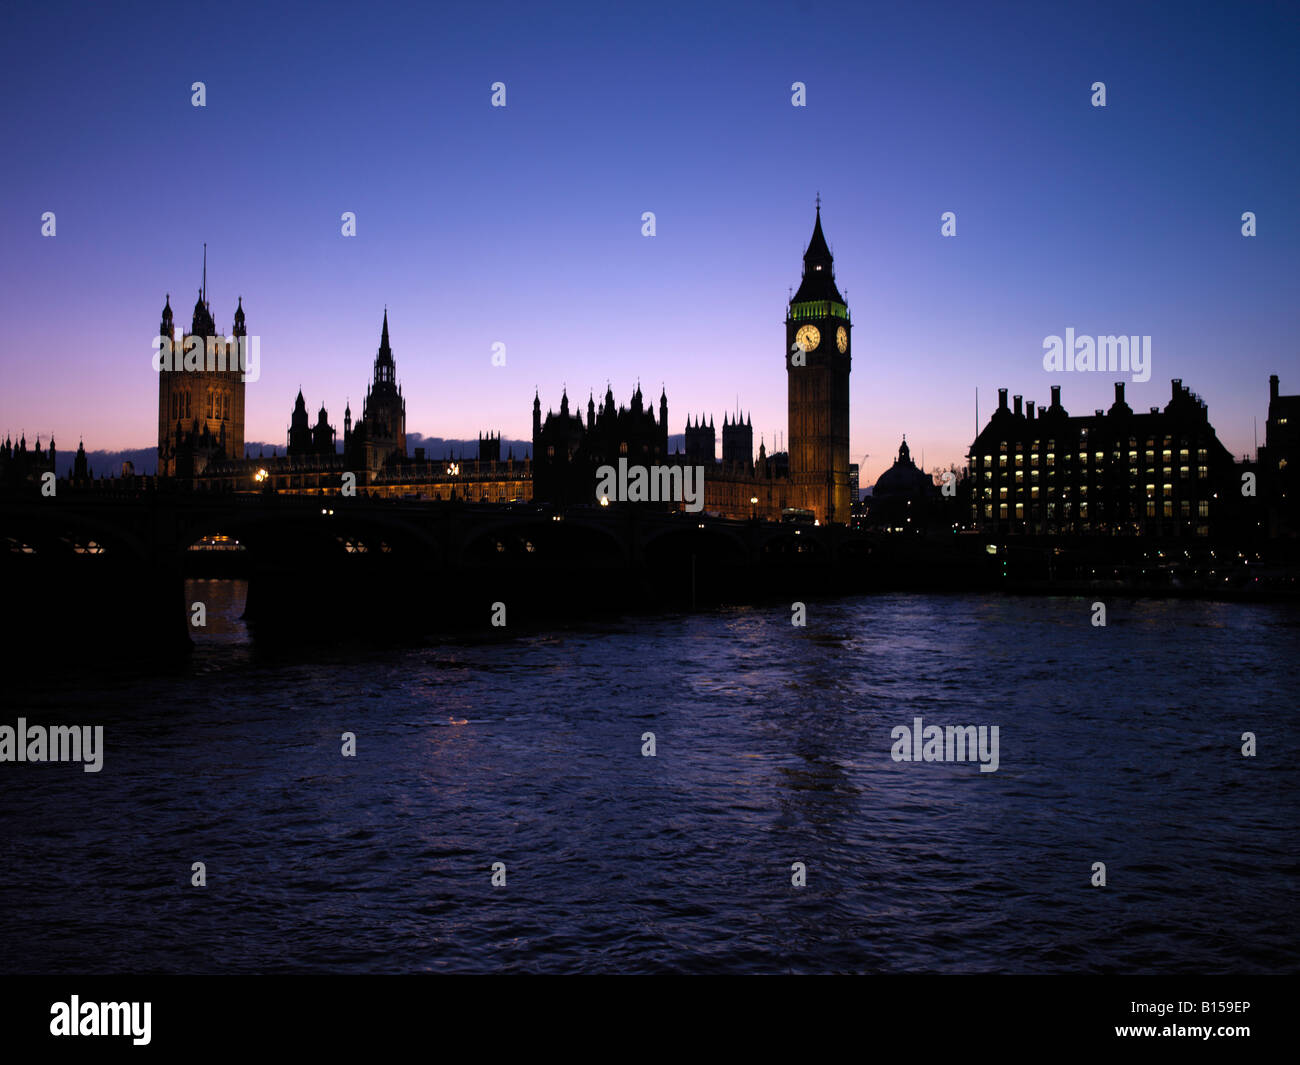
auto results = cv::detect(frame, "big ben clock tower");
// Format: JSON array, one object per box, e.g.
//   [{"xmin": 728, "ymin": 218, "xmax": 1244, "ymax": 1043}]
[{"xmin": 786, "ymin": 199, "xmax": 852, "ymax": 523}]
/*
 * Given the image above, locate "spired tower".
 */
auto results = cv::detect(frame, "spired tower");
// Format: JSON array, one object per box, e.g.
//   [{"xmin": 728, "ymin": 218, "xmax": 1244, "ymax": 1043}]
[
  {"xmin": 363, "ymin": 309, "xmax": 405, "ymax": 459},
  {"xmin": 785, "ymin": 201, "xmax": 851, "ymax": 523},
  {"xmin": 344, "ymin": 310, "xmax": 407, "ymax": 478},
  {"xmin": 156, "ymin": 247, "xmax": 247, "ymax": 476}
]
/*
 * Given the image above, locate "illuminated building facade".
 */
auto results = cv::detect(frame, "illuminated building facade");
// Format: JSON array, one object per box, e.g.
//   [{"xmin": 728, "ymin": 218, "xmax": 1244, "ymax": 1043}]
[
  {"xmin": 156, "ymin": 254, "xmax": 246, "ymax": 477},
  {"xmin": 785, "ymin": 203, "xmax": 852, "ymax": 524},
  {"xmin": 968, "ymin": 380, "xmax": 1236, "ymax": 537}
]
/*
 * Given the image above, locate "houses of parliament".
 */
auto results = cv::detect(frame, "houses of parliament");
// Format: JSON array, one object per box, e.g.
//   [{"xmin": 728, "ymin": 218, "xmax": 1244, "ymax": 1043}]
[
  {"xmin": 7, "ymin": 202, "xmax": 1297, "ymax": 539},
  {"xmin": 135, "ymin": 205, "xmax": 857, "ymax": 522},
  {"xmin": 532, "ymin": 203, "xmax": 854, "ymax": 522}
]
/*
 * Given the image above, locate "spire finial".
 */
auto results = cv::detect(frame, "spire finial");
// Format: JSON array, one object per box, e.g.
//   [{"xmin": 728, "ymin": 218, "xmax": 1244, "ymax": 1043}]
[
  {"xmin": 202, "ymin": 243, "xmax": 207, "ymax": 302},
  {"xmin": 815, "ymin": 192, "xmax": 821, "ymax": 213}
]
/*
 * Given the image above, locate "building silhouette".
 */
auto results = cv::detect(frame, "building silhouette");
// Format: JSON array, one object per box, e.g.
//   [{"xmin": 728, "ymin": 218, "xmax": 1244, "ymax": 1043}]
[
  {"xmin": 343, "ymin": 309, "xmax": 406, "ymax": 474},
  {"xmin": 968, "ymin": 380, "xmax": 1236, "ymax": 536},
  {"xmin": 1259, "ymin": 374, "xmax": 1299, "ymax": 536},
  {"xmin": 156, "ymin": 251, "xmax": 246, "ymax": 477},
  {"xmin": 0, "ymin": 433, "xmax": 55, "ymax": 489},
  {"xmin": 865, "ymin": 437, "xmax": 941, "ymax": 530},
  {"xmin": 287, "ymin": 391, "xmax": 337, "ymax": 459},
  {"xmin": 532, "ymin": 205, "xmax": 852, "ymax": 522},
  {"xmin": 189, "ymin": 311, "xmax": 530, "ymax": 501},
  {"xmin": 532, "ymin": 384, "xmax": 670, "ymax": 507}
]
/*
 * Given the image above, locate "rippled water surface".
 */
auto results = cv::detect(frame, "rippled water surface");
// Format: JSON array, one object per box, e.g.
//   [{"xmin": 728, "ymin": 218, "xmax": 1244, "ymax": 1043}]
[{"xmin": 2, "ymin": 584, "xmax": 1296, "ymax": 973}]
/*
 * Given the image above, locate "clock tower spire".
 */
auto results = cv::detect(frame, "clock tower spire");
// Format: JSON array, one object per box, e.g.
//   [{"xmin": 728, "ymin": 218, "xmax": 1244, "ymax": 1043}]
[{"xmin": 786, "ymin": 201, "xmax": 852, "ymax": 523}]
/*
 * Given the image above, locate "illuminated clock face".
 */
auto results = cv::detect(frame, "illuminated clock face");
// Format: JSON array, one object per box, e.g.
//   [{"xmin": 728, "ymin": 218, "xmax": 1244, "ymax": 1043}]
[
  {"xmin": 836, "ymin": 326, "xmax": 848, "ymax": 353},
  {"xmin": 795, "ymin": 325, "xmax": 820, "ymax": 352}
]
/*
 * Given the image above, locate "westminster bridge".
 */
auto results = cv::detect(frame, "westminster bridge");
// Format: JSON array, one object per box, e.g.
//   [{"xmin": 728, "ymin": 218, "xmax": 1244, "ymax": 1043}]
[{"xmin": 0, "ymin": 490, "xmax": 887, "ymax": 653}]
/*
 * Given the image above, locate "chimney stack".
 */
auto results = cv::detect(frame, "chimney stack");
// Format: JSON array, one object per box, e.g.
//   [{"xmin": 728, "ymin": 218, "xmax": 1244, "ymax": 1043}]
[
  {"xmin": 1013, "ymin": 395, "xmax": 1023, "ymax": 416},
  {"xmin": 1027, "ymin": 401, "xmax": 1036, "ymax": 420},
  {"xmin": 1115, "ymin": 381, "xmax": 1125, "ymax": 403},
  {"xmin": 1270, "ymin": 374, "xmax": 1280, "ymax": 402},
  {"xmin": 998, "ymin": 388, "xmax": 1008, "ymax": 411},
  {"xmin": 1050, "ymin": 385, "xmax": 1061, "ymax": 407}
]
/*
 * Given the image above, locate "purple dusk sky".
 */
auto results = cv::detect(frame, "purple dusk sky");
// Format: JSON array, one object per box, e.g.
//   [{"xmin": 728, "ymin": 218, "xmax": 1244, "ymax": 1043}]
[{"xmin": 1, "ymin": 1, "xmax": 1296, "ymax": 483}]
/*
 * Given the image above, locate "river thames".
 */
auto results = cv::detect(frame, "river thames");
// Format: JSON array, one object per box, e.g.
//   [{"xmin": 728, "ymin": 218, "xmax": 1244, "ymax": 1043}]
[{"xmin": 2, "ymin": 583, "xmax": 1295, "ymax": 973}]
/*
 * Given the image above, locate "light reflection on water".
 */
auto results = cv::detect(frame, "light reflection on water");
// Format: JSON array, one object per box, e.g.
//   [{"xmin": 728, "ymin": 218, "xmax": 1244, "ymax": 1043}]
[{"xmin": 1, "ymin": 585, "xmax": 1296, "ymax": 973}]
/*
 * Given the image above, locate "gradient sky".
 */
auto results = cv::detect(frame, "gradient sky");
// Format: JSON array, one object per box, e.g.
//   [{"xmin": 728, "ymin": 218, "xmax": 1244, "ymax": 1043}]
[{"xmin": 2, "ymin": 0, "xmax": 1296, "ymax": 484}]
